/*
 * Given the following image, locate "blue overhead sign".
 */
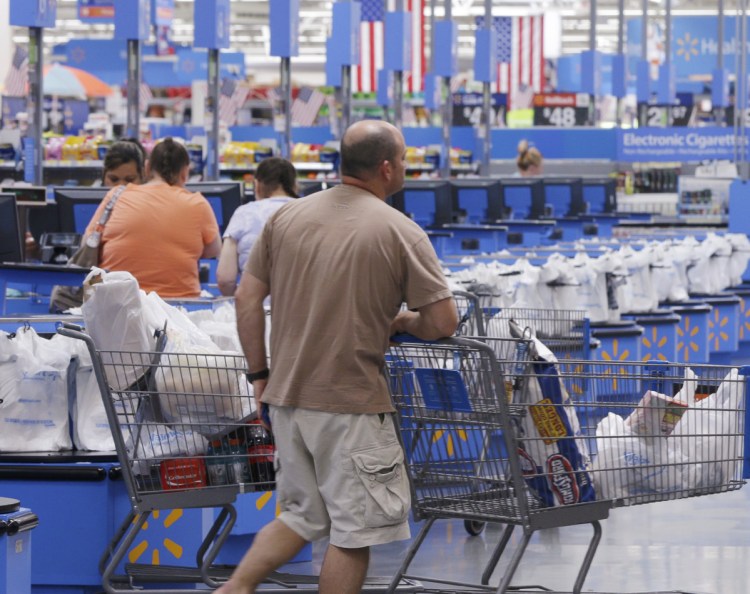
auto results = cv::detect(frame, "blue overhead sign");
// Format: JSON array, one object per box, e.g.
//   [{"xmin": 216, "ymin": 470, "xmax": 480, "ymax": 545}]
[
  {"xmin": 11, "ymin": 0, "xmax": 57, "ymax": 28},
  {"xmin": 269, "ymin": 0, "xmax": 300, "ymax": 58},
  {"xmin": 628, "ymin": 16, "xmax": 750, "ymax": 86},
  {"xmin": 194, "ymin": 0, "xmax": 231, "ymax": 49},
  {"xmin": 152, "ymin": 0, "xmax": 175, "ymax": 27},
  {"xmin": 114, "ymin": 0, "xmax": 151, "ymax": 40},
  {"xmin": 616, "ymin": 127, "xmax": 745, "ymax": 162},
  {"xmin": 78, "ymin": 0, "xmax": 113, "ymax": 23}
]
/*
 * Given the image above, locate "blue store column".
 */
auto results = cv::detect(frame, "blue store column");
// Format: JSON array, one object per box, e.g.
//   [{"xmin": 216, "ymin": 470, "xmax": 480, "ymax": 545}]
[
  {"xmin": 474, "ymin": 0, "xmax": 496, "ymax": 175},
  {"xmin": 115, "ymin": 0, "xmax": 151, "ymax": 140},
  {"xmin": 10, "ymin": 0, "xmax": 56, "ymax": 185},
  {"xmin": 0, "ymin": 497, "xmax": 38, "ymax": 594},
  {"xmin": 331, "ymin": 1, "xmax": 360, "ymax": 137},
  {"xmin": 194, "ymin": 0, "xmax": 230, "ymax": 181},
  {"xmin": 269, "ymin": 0, "xmax": 299, "ymax": 160},
  {"xmin": 433, "ymin": 16, "xmax": 457, "ymax": 179}
]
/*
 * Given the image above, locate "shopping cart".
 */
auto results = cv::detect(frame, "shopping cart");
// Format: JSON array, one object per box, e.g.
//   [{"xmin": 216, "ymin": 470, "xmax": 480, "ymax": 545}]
[
  {"xmin": 57, "ymin": 324, "xmax": 262, "ymax": 593},
  {"xmin": 384, "ymin": 336, "xmax": 747, "ymax": 594},
  {"xmin": 58, "ymin": 324, "xmax": 424, "ymax": 594}
]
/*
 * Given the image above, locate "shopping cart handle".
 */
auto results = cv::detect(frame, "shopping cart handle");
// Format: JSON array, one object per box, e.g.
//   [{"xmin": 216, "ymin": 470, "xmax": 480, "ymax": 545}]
[{"xmin": 389, "ymin": 333, "xmax": 434, "ymax": 345}]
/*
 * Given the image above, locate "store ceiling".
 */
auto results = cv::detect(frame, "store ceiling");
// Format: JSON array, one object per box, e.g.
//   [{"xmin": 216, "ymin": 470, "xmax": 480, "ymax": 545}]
[{"xmin": 13, "ymin": 0, "xmax": 726, "ymax": 69}]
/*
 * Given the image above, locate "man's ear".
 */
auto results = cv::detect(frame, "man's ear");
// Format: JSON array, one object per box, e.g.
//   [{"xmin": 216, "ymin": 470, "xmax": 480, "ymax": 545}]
[{"xmin": 381, "ymin": 159, "xmax": 392, "ymax": 182}]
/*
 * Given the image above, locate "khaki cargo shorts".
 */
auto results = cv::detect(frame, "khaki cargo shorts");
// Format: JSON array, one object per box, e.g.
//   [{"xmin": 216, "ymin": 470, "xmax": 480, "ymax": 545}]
[{"xmin": 268, "ymin": 405, "xmax": 411, "ymax": 549}]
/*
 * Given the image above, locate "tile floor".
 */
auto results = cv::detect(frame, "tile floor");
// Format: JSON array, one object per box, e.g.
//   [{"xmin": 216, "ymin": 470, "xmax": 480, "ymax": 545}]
[{"xmin": 280, "ymin": 487, "xmax": 750, "ymax": 594}]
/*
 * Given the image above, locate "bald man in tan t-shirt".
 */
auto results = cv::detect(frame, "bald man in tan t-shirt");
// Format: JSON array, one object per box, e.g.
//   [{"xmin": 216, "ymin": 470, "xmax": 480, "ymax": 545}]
[{"xmin": 217, "ymin": 120, "xmax": 458, "ymax": 594}]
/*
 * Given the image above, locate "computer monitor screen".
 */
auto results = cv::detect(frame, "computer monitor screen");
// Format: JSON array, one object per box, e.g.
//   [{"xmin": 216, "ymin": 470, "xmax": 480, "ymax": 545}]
[
  {"xmin": 0, "ymin": 186, "xmax": 47, "ymax": 206},
  {"xmin": 387, "ymin": 181, "xmax": 453, "ymax": 227},
  {"xmin": 53, "ymin": 186, "xmax": 109, "ymax": 234},
  {"xmin": 298, "ymin": 180, "xmax": 325, "ymax": 197},
  {"xmin": 186, "ymin": 181, "xmax": 244, "ymax": 234},
  {"xmin": 499, "ymin": 178, "xmax": 546, "ymax": 220},
  {"xmin": 542, "ymin": 177, "xmax": 585, "ymax": 217},
  {"xmin": 451, "ymin": 179, "xmax": 503, "ymax": 224},
  {"xmin": 0, "ymin": 194, "xmax": 23, "ymax": 262},
  {"xmin": 582, "ymin": 178, "xmax": 617, "ymax": 214}
]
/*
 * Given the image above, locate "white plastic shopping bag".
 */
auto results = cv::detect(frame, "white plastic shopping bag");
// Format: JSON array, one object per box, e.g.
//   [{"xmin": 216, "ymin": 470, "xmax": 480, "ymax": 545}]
[{"xmin": 0, "ymin": 331, "xmax": 72, "ymax": 452}]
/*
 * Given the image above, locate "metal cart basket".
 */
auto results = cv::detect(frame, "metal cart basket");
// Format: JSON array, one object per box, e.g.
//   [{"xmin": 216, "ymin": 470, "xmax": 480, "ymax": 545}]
[
  {"xmin": 384, "ymin": 336, "xmax": 747, "ymax": 594},
  {"xmin": 58, "ymin": 325, "xmax": 270, "ymax": 593}
]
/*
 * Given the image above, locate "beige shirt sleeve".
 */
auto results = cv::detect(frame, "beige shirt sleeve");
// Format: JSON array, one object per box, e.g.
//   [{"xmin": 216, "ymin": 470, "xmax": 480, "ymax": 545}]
[{"xmin": 402, "ymin": 235, "xmax": 452, "ymax": 310}]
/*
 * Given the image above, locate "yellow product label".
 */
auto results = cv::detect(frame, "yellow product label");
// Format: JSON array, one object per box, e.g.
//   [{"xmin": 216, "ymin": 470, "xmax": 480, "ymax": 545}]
[
  {"xmin": 530, "ymin": 399, "xmax": 567, "ymax": 444},
  {"xmin": 504, "ymin": 380, "xmax": 514, "ymax": 403}
]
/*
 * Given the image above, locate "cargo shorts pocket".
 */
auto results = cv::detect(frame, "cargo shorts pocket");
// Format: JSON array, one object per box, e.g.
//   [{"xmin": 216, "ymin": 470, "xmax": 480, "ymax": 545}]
[{"xmin": 351, "ymin": 441, "xmax": 410, "ymax": 528}]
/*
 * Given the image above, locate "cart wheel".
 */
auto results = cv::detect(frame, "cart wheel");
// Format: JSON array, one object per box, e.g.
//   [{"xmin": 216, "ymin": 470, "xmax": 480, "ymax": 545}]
[{"xmin": 464, "ymin": 520, "xmax": 486, "ymax": 536}]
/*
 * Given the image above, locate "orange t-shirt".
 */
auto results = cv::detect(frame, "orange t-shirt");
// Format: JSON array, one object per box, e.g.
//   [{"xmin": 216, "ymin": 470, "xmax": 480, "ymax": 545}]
[{"xmin": 86, "ymin": 183, "xmax": 219, "ymax": 297}]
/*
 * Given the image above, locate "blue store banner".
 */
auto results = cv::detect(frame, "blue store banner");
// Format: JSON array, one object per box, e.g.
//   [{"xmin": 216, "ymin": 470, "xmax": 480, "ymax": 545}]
[
  {"xmin": 628, "ymin": 16, "xmax": 750, "ymax": 89},
  {"xmin": 616, "ymin": 127, "xmax": 746, "ymax": 162},
  {"xmin": 78, "ymin": 0, "xmax": 114, "ymax": 23},
  {"xmin": 54, "ymin": 40, "xmax": 245, "ymax": 86},
  {"xmin": 152, "ymin": 0, "xmax": 175, "ymax": 27}
]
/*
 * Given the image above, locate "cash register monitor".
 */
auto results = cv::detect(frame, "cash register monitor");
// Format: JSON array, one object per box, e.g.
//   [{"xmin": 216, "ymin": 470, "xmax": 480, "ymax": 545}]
[
  {"xmin": 387, "ymin": 180, "xmax": 453, "ymax": 227},
  {"xmin": 185, "ymin": 181, "xmax": 244, "ymax": 234},
  {"xmin": 582, "ymin": 177, "xmax": 617, "ymax": 214},
  {"xmin": 542, "ymin": 177, "xmax": 586, "ymax": 217},
  {"xmin": 54, "ymin": 186, "xmax": 109, "ymax": 235},
  {"xmin": 0, "ymin": 186, "xmax": 47, "ymax": 206},
  {"xmin": 451, "ymin": 179, "xmax": 503, "ymax": 224},
  {"xmin": 499, "ymin": 178, "xmax": 546, "ymax": 220},
  {"xmin": 0, "ymin": 194, "xmax": 24, "ymax": 263}
]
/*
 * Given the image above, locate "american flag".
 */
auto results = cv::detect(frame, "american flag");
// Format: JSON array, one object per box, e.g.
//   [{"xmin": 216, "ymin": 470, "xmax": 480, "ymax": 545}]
[
  {"xmin": 4, "ymin": 45, "xmax": 29, "ymax": 97},
  {"xmin": 139, "ymin": 82, "xmax": 153, "ymax": 113},
  {"xmin": 352, "ymin": 0, "xmax": 425, "ymax": 94},
  {"xmin": 219, "ymin": 78, "xmax": 250, "ymax": 126},
  {"xmin": 291, "ymin": 87, "xmax": 326, "ymax": 126},
  {"xmin": 476, "ymin": 16, "xmax": 544, "ymax": 109}
]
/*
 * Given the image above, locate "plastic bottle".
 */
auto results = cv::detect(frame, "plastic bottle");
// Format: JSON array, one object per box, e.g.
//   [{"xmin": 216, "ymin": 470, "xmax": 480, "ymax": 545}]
[
  {"xmin": 227, "ymin": 437, "xmax": 251, "ymax": 484},
  {"xmin": 246, "ymin": 420, "xmax": 275, "ymax": 491},
  {"xmin": 206, "ymin": 439, "xmax": 229, "ymax": 486}
]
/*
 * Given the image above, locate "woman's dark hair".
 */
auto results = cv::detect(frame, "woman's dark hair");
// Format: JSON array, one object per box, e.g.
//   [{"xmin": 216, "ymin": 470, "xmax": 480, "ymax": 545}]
[
  {"xmin": 255, "ymin": 157, "xmax": 299, "ymax": 198},
  {"xmin": 102, "ymin": 140, "xmax": 145, "ymax": 182},
  {"xmin": 149, "ymin": 137, "xmax": 190, "ymax": 186}
]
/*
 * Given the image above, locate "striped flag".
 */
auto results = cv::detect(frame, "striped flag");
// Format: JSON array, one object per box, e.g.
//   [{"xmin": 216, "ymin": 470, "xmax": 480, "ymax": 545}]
[
  {"xmin": 139, "ymin": 81, "xmax": 153, "ymax": 113},
  {"xmin": 218, "ymin": 78, "xmax": 250, "ymax": 126},
  {"xmin": 352, "ymin": 0, "xmax": 425, "ymax": 94},
  {"xmin": 291, "ymin": 87, "xmax": 326, "ymax": 126},
  {"xmin": 4, "ymin": 46, "xmax": 29, "ymax": 97},
  {"xmin": 476, "ymin": 15, "xmax": 544, "ymax": 109}
]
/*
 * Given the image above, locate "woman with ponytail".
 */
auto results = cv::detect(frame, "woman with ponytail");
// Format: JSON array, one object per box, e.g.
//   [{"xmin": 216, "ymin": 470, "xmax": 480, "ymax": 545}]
[
  {"xmin": 516, "ymin": 139, "xmax": 543, "ymax": 177},
  {"xmin": 217, "ymin": 157, "xmax": 298, "ymax": 296},
  {"xmin": 83, "ymin": 137, "xmax": 221, "ymax": 297}
]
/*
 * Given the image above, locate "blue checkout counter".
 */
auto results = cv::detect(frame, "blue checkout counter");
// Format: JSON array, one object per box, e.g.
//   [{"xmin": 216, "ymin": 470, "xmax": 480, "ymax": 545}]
[
  {"xmin": 0, "ymin": 497, "xmax": 38, "ymax": 594},
  {"xmin": 0, "ymin": 453, "xmax": 307, "ymax": 593},
  {"xmin": 0, "ymin": 264, "xmax": 91, "ymax": 316}
]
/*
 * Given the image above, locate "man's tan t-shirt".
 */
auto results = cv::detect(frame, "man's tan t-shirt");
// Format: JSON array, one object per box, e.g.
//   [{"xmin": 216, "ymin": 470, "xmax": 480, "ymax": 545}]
[{"xmin": 245, "ymin": 184, "xmax": 452, "ymax": 414}]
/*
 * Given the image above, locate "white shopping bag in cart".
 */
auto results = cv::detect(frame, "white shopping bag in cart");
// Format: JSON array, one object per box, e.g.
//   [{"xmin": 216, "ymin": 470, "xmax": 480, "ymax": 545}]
[
  {"xmin": 0, "ymin": 330, "xmax": 72, "ymax": 452},
  {"xmin": 672, "ymin": 368, "xmax": 744, "ymax": 491},
  {"xmin": 126, "ymin": 423, "xmax": 208, "ymax": 475},
  {"xmin": 81, "ymin": 269, "xmax": 154, "ymax": 391},
  {"xmin": 155, "ymin": 345, "xmax": 255, "ymax": 436},
  {"xmin": 51, "ymin": 333, "xmax": 115, "ymax": 452}
]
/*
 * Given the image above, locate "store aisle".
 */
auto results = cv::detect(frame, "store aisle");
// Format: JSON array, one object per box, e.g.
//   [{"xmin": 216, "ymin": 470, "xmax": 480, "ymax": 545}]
[{"xmin": 283, "ymin": 487, "xmax": 750, "ymax": 594}]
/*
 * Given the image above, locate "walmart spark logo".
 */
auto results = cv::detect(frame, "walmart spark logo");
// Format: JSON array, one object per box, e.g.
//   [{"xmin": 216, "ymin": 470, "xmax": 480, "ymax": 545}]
[
  {"xmin": 676, "ymin": 33, "xmax": 700, "ymax": 62},
  {"xmin": 707, "ymin": 308, "xmax": 730, "ymax": 351},
  {"xmin": 600, "ymin": 339, "xmax": 630, "ymax": 390},
  {"xmin": 739, "ymin": 298, "xmax": 750, "ymax": 341},
  {"xmin": 676, "ymin": 316, "xmax": 701, "ymax": 361},
  {"xmin": 432, "ymin": 428, "xmax": 468, "ymax": 457},
  {"xmin": 128, "ymin": 509, "xmax": 184, "ymax": 565},
  {"xmin": 642, "ymin": 326, "xmax": 669, "ymax": 362}
]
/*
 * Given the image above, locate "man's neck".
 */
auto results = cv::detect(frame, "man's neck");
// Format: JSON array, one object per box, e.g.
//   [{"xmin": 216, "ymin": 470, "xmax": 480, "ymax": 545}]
[{"xmin": 340, "ymin": 175, "xmax": 384, "ymax": 200}]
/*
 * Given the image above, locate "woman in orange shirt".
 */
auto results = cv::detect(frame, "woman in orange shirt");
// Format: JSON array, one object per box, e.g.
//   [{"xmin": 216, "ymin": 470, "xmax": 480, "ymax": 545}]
[{"xmin": 84, "ymin": 138, "xmax": 221, "ymax": 297}]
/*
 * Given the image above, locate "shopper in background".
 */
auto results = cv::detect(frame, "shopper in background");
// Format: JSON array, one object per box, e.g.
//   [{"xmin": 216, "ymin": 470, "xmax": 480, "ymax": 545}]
[
  {"xmin": 101, "ymin": 138, "xmax": 147, "ymax": 187},
  {"xmin": 218, "ymin": 120, "xmax": 458, "ymax": 594},
  {"xmin": 83, "ymin": 137, "xmax": 221, "ymax": 297},
  {"xmin": 516, "ymin": 139, "xmax": 543, "ymax": 177},
  {"xmin": 216, "ymin": 157, "xmax": 298, "ymax": 296}
]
